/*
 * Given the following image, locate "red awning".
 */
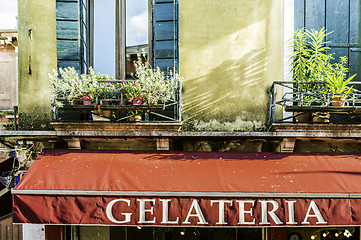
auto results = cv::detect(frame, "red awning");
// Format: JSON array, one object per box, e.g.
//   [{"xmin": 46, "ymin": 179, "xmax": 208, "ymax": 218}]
[{"xmin": 12, "ymin": 149, "xmax": 361, "ymax": 226}]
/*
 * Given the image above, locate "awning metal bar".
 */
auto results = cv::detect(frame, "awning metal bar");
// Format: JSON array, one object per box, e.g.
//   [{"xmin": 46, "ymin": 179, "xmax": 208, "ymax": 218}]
[{"xmin": 11, "ymin": 189, "xmax": 361, "ymax": 199}]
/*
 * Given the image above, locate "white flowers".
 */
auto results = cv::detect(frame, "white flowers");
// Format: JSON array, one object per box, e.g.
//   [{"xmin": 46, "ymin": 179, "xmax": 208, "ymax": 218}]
[
  {"xmin": 49, "ymin": 67, "xmax": 97, "ymax": 107},
  {"xmin": 133, "ymin": 56, "xmax": 181, "ymax": 104}
]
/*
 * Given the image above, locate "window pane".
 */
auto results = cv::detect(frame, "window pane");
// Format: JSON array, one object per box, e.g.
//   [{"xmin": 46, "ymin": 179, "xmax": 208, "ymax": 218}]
[
  {"xmin": 126, "ymin": 0, "xmax": 149, "ymax": 77},
  {"xmin": 93, "ymin": 0, "xmax": 116, "ymax": 76}
]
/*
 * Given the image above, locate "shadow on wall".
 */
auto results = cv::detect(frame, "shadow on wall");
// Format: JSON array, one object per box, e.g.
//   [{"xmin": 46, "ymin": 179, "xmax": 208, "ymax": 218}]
[{"xmin": 182, "ymin": 48, "xmax": 268, "ymax": 131}]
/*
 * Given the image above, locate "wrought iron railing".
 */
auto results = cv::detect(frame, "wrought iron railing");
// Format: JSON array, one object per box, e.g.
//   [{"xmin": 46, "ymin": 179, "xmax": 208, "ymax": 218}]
[
  {"xmin": 51, "ymin": 80, "xmax": 182, "ymax": 122},
  {"xmin": 268, "ymin": 81, "xmax": 361, "ymax": 126}
]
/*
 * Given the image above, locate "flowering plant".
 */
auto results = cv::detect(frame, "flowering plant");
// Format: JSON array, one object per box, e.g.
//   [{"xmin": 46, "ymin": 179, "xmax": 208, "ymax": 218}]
[
  {"xmin": 49, "ymin": 67, "xmax": 97, "ymax": 107},
  {"xmin": 121, "ymin": 80, "xmax": 142, "ymax": 101}
]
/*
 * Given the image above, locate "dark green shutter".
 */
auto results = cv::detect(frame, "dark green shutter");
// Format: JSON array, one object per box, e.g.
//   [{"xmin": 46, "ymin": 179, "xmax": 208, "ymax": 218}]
[
  {"xmin": 295, "ymin": 0, "xmax": 361, "ymax": 77},
  {"xmin": 56, "ymin": 0, "xmax": 89, "ymax": 73},
  {"xmin": 151, "ymin": 0, "xmax": 178, "ymax": 72}
]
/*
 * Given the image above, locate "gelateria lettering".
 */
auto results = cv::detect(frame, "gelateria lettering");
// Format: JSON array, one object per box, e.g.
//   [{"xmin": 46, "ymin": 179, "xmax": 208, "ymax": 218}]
[{"xmin": 105, "ymin": 198, "xmax": 327, "ymax": 226}]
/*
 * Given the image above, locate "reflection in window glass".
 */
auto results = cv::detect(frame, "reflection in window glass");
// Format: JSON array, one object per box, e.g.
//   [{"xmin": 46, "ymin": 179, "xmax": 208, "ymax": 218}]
[{"xmin": 126, "ymin": 0, "xmax": 149, "ymax": 78}]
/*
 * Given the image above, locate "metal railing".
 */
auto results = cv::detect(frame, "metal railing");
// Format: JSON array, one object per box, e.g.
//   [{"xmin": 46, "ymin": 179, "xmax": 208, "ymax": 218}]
[
  {"xmin": 52, "ymin": 80, "xmax": 182, "ymax": 122},
  {"xmin": 268, "ymin": 81, "xmax": 361, "ymax": 126}
]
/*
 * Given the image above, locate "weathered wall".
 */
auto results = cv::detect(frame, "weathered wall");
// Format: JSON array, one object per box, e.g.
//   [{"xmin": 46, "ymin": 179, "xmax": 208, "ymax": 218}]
[
  {"xmin": 18, "ymin": 0, "xmax": 57, "ymax": 130},
  {"xmin": 179, "ymin": 0, "xmax": 284, "ymax": 131}
]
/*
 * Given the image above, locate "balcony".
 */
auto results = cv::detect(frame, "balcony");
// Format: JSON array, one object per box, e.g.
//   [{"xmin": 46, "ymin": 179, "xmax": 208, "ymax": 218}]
[
  {"xmin": 50, "ymin": 75, "xmax": 182, "ymax": 133},
  {"xmin": 268, "ymin": 81, "xmax": 361, "ymax": 132},
  {"xmin": 48, "ymin": 63, "xmax": 182, "ymax": 132}
]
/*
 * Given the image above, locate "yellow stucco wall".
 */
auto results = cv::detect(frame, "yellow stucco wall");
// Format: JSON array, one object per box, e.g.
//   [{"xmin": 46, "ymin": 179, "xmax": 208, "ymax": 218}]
[
  {"xmin": 179, "ymin": 0, "xmax": 284, "ymax": 131},
  {"xmin": 18, "ymin": 0, "xmax": 57, "ymax": 129}
]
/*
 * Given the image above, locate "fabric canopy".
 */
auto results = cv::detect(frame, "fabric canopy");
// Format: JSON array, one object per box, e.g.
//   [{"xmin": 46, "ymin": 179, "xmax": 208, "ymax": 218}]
[{"xmin": 12, "ymin": 149, "xmax": 361, "ymax": 226}]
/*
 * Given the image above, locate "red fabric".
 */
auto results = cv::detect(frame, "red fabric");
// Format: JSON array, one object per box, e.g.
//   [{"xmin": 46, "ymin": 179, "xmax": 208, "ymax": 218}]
[
  {"xmin": 12, "ymin": 149, "xmax": 361, "ymax": 226},
  {"xmin": 14, "ymin": 150, "xmax": 361, "ymax": 194},
  {"xmin": 12, "ymin": 196, "xmax": 359, "ymax": 226}
]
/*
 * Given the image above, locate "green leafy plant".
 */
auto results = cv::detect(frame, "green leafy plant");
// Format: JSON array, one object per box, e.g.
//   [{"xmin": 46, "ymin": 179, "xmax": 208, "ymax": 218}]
[
  {"xmin": 121, "ymin": 80, "xmax": 142, "ymax": 102},
  {"xmin": 325, "ymin": 56, "xmax": 356, "ymax": 98},
  {"xmin": 90, "ymin": 82, "xmax": 123, "ymax": 100},
  {"xmin": 291, "ymin": 27, "xmax": 332, "ymax": 83},
  {"xmin": 88, "ymin": 73, "xmax": 123, "ymax": 100},
  {"xmin": 291, "ymin": 28, "xmax": 356, "ymax": 105}
]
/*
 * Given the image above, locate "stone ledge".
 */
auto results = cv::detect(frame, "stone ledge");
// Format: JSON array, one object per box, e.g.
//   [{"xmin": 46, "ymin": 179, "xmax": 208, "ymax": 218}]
[
  {"xmin": 1, "ymin": 123, "xmax": 361, "ymax": 139},
  {"xmin": 50, "ymin": 122, "xmax": 182, "ymax": 135},
  {"xmin": 271, "ymin": 123, "xmax": 361, "ymax": 138}
]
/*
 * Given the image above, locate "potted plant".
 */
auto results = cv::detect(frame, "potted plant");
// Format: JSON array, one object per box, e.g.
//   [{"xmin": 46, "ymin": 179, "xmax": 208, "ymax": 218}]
[
  {"xmin": 131, "ymin": 53, "xmax": 181, "ymax": 105},
  {"xmin": 291, "ymin": 28, "xmax": 331, "ymax": 122},
  {"xmin": 89, "ymin": 74, "xmax": 123, "ymax": 118},
  {"xmin": 121, "ymin": 81, "xmax": 143, "ymax": 105},
  {"xmin": 291, "ymin": 28, "xmax": 332, "ymax": 103},
  {"xmin": 49, "ymin": 67, "xmax": 97, "ymax": 107},
  {"xmin": 325, "ymin": 56, "xmax": 356, "ymax": 107},
  {"xmin": 290, "ymin": 28, "xmax": 357, "ymax": 122}
]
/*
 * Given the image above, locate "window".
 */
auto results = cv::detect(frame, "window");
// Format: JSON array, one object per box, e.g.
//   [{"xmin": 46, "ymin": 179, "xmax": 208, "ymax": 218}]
[{"xmin": 91, "ymin": 0, "xmax": 149, "ymax": 79}]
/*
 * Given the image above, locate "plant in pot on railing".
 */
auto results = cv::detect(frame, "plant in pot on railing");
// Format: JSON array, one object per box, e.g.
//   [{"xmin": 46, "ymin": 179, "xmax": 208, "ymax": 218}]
[
  {"xmin": 49, "ymin": 67, "xmax": 97, "ymax": 108},
  {"xmin": 291, "ymin": 28, "xmax": 337, "ymax": 122},
  {"xmin": 89, "ymin": 76, "xmax": 124, "ymax": 118},
  {"xmin": 132, "ymin": 54, "xmax": 181, "ymax": 106},
  {"xmin": 120, "ymin": 81, "xmax": 144, "ymax": 121},
  {"xmin": 325, "ymin": 56, "xmax": 356, "ymax": 107},
  {"xmin": 121, "ymin": 80, "xmax": 143, "ymax": 105},
  {"xmin": 291, "ymin": 28, "xmax": 331, "ymax": 103}
]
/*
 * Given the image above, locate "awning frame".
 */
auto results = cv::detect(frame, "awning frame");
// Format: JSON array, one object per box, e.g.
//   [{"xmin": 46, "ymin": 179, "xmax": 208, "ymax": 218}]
[{"xmin": 11, "ymin": 189, "xmax": 361, "ymax": 199}]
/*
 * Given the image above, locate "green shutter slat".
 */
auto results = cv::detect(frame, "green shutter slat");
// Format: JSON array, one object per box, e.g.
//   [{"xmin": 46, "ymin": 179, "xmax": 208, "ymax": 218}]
[
  {"xmin": 154, "ymin": 41, "xmax": 175, "ymax": 59},
  {"xmin": 56, "ymin": 2, "xmax": 79, "ymax": 21},
  {"xmin": 56, "ymin": 21, "xmax": 79, "ymax": 40},
  {"xmin": 154, "ymin": 22, "xmax": 176, "ymax": 41},
  {"xmin": 57, "ymin": 40, "xmax": 80, "ymax": 60},
  {"xmin": 154, "ymin": 59, "xmax": 175, "ymax": 71},
  {"xmin": 350, "ymin": 0, "xmax": 361, "ymax": 45},
  {"xmin": 305, "ymin": 0, "xmax": 325, "ymax": 30},
  {"xmin": 294, "ymin": 0, "xmax": 304, "ymax": 30},
  {"xmin": 326, "ymin": 0, "xmax": 349, "ymax": 45},
  {"xmin": 154, "ymin": 3, "xmax": 175, "ymax": 22}
]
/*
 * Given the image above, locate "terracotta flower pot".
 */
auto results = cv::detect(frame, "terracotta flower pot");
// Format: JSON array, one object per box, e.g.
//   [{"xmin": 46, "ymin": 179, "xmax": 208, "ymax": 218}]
[
  {"xmin": 119, "ymin": 99, "xmax": 128, "ymax": 106},
  {"xmin": 331, "ymin": 97, "xmax": 346, "ymax": 107},
  {"xmin": 82, "ymin": 96, "xmax": 92, "ymax": 105},
  {"xmin": 71, "ymin": 99, "xmax": 82, "ymax": 105},
  {"xmin": 132, "ymin": 98, "xmax": 143, "ymax": 105},
  {"xmin": 101, "ymin": 100, "xmax": 112, "ymax": 118}
]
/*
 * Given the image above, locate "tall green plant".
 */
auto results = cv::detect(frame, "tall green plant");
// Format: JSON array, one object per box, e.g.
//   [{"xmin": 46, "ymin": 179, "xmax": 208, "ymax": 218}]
[
  {"xmin": 291, "ymin": 28, "xmax": 334, "ymax": 105},
  {"xmin": 291, "ymin": 28, "xmax": 356, "ymax": 104},
  {"xmin": 291, "ymin": 27, "xmax": 332, "ymax": 83}
]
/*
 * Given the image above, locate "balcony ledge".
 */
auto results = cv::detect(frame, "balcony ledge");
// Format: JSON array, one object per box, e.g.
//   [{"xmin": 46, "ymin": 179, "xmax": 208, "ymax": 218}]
[
  {"xmin": 1, "ymin": 126, "xmax": 361, "ymax": 139},
  {"xmin": 50, "ymin": 122, "xmax": 182, "ymax": 136},
  {"xmin": 270, "ymin": 123, "xmax": 361, "ymax": 138}
]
